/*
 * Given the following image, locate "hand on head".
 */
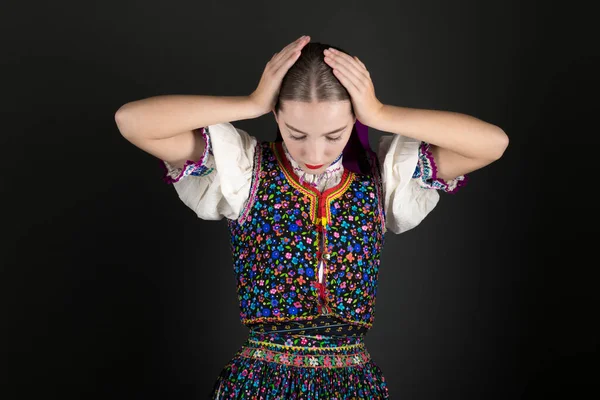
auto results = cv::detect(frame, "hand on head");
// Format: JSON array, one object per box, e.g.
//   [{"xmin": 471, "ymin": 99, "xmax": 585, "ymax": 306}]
[{"xmin": 249, "ymin": 35, "xmax": 311, "ymax": 116}]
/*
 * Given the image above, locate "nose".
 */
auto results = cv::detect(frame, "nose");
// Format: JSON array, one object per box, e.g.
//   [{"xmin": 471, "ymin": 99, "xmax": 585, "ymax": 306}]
[{"xmin": 305, "ymin": 142, "xmax": 325, "ymax": 165}]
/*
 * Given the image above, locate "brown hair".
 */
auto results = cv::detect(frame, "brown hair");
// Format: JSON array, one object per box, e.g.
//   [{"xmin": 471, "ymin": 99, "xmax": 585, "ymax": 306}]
[{"xmin": 274, "ymin": 42, "xmax": 354, "ymax": 114}]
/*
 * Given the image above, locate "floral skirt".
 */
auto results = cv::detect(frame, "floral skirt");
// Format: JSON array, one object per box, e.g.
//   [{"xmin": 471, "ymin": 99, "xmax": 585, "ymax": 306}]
[{"xmin": 209, "ymin": 330, "xmax": 389, "ymax": 399}]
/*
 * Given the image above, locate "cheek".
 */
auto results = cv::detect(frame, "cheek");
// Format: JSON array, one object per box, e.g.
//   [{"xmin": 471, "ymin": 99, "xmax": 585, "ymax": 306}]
[
  {"xmin": 328, "ymin": 140, "xmax": 346, "ymax": 156},
  {"xmin": 284, "ymin": 141, "xmax": 306, "ymax": 160}
]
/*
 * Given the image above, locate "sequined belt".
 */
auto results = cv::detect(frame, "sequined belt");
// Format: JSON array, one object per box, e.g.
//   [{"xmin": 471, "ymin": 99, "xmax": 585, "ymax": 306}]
[{"xmin": 247, "ymin": 315, "xmax": 369, "ymax": 336}]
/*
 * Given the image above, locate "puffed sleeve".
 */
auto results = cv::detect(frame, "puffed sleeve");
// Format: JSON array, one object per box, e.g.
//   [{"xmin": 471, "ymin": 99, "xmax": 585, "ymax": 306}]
[
  {"xmin": 378, "ymin": 134, "xmax": 468, "ymax": 234},
  {"xmin": 160, "ymin": 122, "xmax": 257, "ymax": 221}
]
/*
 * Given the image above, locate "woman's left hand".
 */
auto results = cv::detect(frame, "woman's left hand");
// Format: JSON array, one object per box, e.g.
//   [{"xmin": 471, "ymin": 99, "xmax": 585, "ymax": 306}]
[{"xmin": 323, "ymin": 48, "xmax": 384, "ymax": 127}]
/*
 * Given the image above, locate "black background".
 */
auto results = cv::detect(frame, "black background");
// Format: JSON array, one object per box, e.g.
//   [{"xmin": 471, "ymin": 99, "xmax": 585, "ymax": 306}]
[{"xmin": 2, "ymin": 0, "xmax": 598, "ymax": 398}]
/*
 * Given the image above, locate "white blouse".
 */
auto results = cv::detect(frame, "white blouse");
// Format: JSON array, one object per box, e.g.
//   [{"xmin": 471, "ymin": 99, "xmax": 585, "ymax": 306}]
[{"xmin": 161, "ymin": 122, "xmax": 467, "ymax": 235}]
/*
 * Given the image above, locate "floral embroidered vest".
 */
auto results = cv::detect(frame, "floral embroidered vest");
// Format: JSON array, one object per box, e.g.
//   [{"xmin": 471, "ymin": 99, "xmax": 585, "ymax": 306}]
[{"xmin": 226, "ymin": 141, "xmax": 387, "ymax": 330}]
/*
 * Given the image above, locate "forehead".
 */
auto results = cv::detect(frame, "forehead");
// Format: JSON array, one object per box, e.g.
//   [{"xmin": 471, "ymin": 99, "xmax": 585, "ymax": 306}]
[{"xmin": 280, "ymin": 101, "xmax": 352, "ymax": 134}]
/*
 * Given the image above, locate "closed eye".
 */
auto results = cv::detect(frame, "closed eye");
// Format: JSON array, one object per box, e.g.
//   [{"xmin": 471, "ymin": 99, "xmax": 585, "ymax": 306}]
[{"xmin": 290, "ymin": 135, "xmax": 343, "ymax": 142}]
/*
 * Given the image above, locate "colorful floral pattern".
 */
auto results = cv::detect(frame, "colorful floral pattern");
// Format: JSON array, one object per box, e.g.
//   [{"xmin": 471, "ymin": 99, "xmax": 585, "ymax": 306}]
[
  {"xmin": 226, "ymin": 141, "xmax": 386, "ymax": 330},
  {"xmin": 210, "ymin": 330, "xmax": 389, "ymax": 399}
]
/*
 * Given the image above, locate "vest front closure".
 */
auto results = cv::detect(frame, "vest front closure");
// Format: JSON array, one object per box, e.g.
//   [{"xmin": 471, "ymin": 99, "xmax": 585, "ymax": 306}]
[
  {"xmin": 312, "ymin": 215, "xmax": 333, "ymax": 315},
  {"xmin": 273, "ymin": 142, "xmax": 354, "ymax": 318}
]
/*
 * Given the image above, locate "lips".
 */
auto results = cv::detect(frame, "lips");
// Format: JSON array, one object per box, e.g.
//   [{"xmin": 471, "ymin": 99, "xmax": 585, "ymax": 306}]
[{"xmin": 305, "ymin": 163, "xmax": 324, "ymax": 169}]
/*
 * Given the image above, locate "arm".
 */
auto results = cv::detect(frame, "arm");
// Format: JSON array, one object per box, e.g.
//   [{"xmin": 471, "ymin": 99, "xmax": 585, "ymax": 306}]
[
  {"xmin": 322, "ymin": 47, "xmax": 509, "ymax": 181},
  {"xmin": 370, "ymin": 105, "xmax": 509, "ymax": 181},
  {"xmin": 114, "ymin": 35, "xmax": 311, "ymax": 170},
  {"xmin": 114, "ymin": 95, "xmax": 261, "ymax": 169},
  {"xmin": 115, "ymin": 95, "xmax": 263, "ymax": 140}
]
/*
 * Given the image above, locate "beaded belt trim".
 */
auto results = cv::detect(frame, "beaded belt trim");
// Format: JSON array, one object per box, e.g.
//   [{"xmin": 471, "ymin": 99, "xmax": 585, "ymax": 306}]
[
  {"xmin": 248, "ymin": 339, "xmax": 365, "ymax": 351},
  {"xmin": 239, "ymin": 345, "xmax": 371, "ymax": 368}
]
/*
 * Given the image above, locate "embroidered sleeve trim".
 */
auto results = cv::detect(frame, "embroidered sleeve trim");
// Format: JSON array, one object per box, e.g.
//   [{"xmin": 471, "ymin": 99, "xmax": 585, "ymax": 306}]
[
  {"xmin": 160, "ymin": 127, "xmax": 214, "ymax": 184},
  {"xmin": 413, "ymin": 141, "xmax": 468, "ymax": 193}
]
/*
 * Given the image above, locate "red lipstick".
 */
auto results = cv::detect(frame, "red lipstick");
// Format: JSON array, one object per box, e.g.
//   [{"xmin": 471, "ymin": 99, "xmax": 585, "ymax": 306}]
[{"xmin": 305, "ymin": 163, "xmax": 324, "ymax": 169}]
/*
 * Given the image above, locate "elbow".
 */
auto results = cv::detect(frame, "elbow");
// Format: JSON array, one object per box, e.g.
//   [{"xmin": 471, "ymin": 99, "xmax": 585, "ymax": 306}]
[
  {"xmin": 487, "ymin": 126, "xmax": 509, "ymax": 161},
  {"xmin": 114, "ymin": 104, "xmax": 135, "ymax": 138}
]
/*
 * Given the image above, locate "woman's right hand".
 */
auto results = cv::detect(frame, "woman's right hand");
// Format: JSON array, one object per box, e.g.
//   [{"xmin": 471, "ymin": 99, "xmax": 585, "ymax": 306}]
[{"xmin": 249, "ymin": 35, "xmax": 311, "ymax": 116}]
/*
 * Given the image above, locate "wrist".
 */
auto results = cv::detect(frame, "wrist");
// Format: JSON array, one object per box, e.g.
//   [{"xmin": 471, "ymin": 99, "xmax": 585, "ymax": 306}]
[
  {"xmin": 361, "ymin": 101, "xmax": 386, "ymax": 129},
  {"xmin": 246, "ymin": 93, "xmax": 270, "ymax": 118}
]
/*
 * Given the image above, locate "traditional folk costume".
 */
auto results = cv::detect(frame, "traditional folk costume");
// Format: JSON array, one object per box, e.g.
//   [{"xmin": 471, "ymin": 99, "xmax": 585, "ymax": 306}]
[{"xmin": 161, "ymin": 121, "xmax": 467, "ymax": 399}]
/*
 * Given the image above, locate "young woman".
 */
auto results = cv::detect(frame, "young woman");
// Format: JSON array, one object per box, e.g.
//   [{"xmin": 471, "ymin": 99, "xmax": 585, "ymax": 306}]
[{"xmin": 115, "ymin": 35, "xmax": 508, "ymax": 399}]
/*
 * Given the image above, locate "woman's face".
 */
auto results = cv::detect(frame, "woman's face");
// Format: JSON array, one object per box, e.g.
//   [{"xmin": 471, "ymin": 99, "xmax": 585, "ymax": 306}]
[{"xmin": 274, "ymin": 100, "xmax": 355, "ymax": 175}]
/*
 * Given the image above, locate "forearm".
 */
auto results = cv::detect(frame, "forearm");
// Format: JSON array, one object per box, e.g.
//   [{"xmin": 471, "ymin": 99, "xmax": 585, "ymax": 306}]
[
  {"xmin": 115, "ymin": 95, "xmax": 262, "ymax": 140},
  {"xmin": 373, "ymin": 104, "xmax": 508, "ymax": 160}
]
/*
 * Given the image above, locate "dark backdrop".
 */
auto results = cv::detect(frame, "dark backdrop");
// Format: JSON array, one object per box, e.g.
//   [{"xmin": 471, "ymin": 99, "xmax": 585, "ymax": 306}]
[{"xmin": 2, "ymin": 0, "xmax": 597, "ymax": 399}]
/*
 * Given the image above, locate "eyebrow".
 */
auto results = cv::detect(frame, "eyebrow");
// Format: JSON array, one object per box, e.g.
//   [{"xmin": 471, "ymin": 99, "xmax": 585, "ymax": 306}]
[{"xmin": 285, "ymin": 122, "xmax": 347, "ymax": 136}]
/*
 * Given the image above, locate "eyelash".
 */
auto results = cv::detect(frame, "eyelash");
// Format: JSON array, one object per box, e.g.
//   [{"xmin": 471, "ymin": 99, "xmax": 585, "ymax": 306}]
[{"xmin": 290, "ymin": 135, "xmax": 343, "ymax": 142}]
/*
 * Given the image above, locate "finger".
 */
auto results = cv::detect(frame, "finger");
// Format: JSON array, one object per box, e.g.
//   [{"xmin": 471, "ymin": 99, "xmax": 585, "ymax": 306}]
[
  {"xmin": 281, "ymin": 35, "xmax": 309, "ymax": 56},
  {"xmin": 328, "ymin": 49, "xmax": 369, "ymax": 79},
  {"xmin": 272, "ymin": 36, "xmax": 309, "ymax": 66},
  {"xmin": 270, "ymin": 37, "xmax": 308, "ymax": 72},
  {"xmin": 325, "ymin": 48, "xmax": 369, "ymax": 81},
  {"xmin": 272, "ymin": 36, "xmax": 309, "ymax": 72},
  {"xmin": 324, "ymin": 53, "xmax": 366, "ymax": 90},
  {"xmin": 278, "ymin": 35, "xmax": 307, "ymax": 55},
  {"xmin": 271, "ymin": 48, "xmax": 301, "ymax": 76},
  {"xmin": 276, "ymin": 48, "xmax": 303, "ymax": 76},
  {"xmin": 325, "ymin": 55, "xmax": 364, "ymax": 87},
  {"xmin": 354, "ymin": 56, "xmax": 369, "ymax": 74},
  {"xmin": 331, "ymin": 67, "xmax": 360, "ymax": 96}
]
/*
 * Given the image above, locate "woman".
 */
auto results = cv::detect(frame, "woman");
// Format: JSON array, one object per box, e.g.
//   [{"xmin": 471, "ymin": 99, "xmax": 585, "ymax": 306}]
[{"xmin": 115, "ymin": 35, "xmax": 508, "ymax": 399}]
